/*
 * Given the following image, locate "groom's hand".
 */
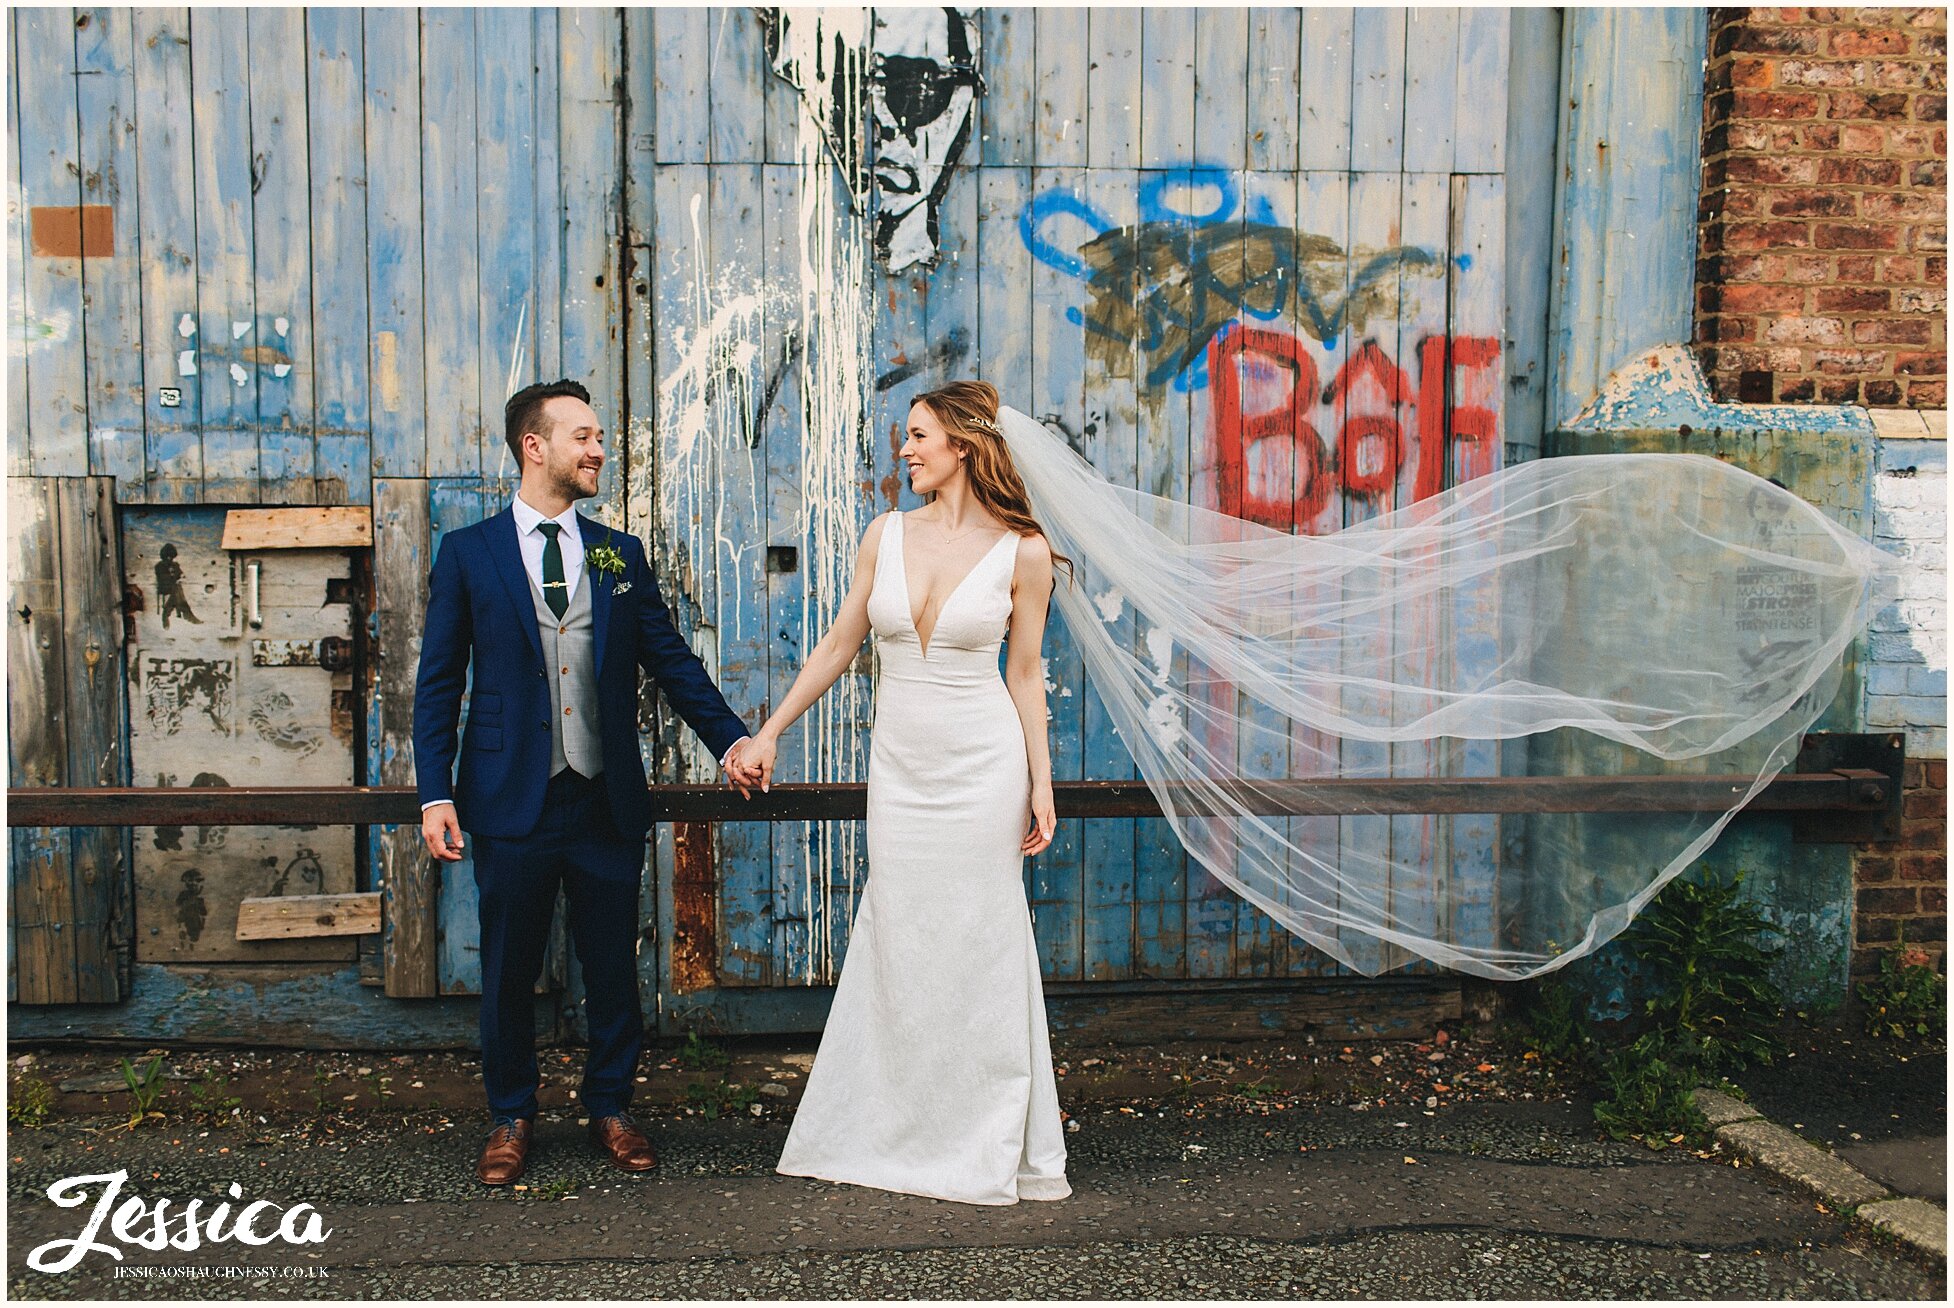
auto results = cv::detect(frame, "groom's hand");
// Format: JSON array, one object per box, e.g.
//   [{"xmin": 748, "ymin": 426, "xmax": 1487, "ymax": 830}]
[{"xmin": 421, "ymin": 802, "xmax": 465, "ymax": 862}]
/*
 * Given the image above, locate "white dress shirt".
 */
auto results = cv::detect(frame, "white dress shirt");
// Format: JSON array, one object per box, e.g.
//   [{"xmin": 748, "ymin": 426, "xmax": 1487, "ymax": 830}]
[
  {"xmin": 420, "ymin": 494, "xmax": 747, "ymax": 814},
  {"xmin": 511, "ymin": 491, "xmax": 585, "ymax": 605}
]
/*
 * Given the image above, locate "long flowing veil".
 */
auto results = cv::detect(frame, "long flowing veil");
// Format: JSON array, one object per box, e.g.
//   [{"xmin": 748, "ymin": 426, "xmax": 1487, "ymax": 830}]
[{"xmin": 996, "ymin": 405, "xmax": 1901, "ymax": 980}]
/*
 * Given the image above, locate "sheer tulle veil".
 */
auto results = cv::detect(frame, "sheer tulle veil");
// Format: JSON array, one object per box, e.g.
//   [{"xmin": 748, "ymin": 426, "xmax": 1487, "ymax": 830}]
[{"xmin": 994, "ymin": 404, "xmax": 1902, "ymax": 980}]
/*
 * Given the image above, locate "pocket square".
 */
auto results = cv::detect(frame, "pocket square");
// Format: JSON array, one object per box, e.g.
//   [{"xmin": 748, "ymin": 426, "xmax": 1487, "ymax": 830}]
[{"xmin": 612, "ymin": 580, "xmax": 633, "ymax": 597}]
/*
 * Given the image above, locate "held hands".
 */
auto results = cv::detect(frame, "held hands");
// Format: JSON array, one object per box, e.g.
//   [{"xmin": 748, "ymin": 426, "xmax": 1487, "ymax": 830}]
[
  {"xmin": 422, "ymin": 802, "xmax": 465, "ymax": 862},
  {"xmin": 1022, "ymin": 782, "xmax": 1056, "ymax": 857},
  {"xmin": 727, "ymin": 733, "xmax": 778, "ymax": 794}
]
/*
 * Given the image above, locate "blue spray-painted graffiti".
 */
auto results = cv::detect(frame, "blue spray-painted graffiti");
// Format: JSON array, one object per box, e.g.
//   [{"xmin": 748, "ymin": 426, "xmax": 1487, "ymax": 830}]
[{"xmin": 1021, "ymin": 167, "xmax": 1453, "ymax": 391}]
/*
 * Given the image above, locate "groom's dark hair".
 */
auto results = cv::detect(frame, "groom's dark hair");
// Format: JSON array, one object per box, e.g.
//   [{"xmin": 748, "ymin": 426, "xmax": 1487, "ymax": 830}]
[{"xmin": 505, "ymin": 378, "xmax": 592, "ymax": 464}]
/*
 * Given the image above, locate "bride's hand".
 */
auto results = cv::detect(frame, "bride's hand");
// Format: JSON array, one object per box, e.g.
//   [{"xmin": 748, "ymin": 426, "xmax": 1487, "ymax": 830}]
[
  {"xmin": 742, "ymin": 732, "xmax": 779, "ymax": 794},
  {"xmin": 1022, "ymin": 783, "xmax": 1056, "ymax": 856}
]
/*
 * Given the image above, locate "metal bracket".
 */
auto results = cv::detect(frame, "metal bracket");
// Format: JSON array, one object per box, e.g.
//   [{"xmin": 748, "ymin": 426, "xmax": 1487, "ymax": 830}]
[{"xmin": 1789, "ymin": 731, "xmax": 1906, "ymax": 843}]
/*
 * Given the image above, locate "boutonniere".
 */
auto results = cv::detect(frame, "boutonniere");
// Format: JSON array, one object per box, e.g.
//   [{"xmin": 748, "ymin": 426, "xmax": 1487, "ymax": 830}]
[{"xmin": 586, "ymin": 531, "xmax": 629, "ymax": 591}]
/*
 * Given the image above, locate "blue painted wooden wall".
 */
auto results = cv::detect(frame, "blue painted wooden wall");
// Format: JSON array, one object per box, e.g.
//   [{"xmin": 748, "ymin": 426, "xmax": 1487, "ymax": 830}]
[{"xmin": 9, "ymin": 7, "xmax": 1570, "ymax": 1036}]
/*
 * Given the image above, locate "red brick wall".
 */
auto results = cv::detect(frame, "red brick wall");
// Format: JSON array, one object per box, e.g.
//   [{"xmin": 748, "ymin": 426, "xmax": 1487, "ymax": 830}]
[
  {"xmin": 1853, "ymin": 759, "xmax": 1947, "ymax": 975},
  {"xmin": 1696, "ymin": 6, "xmax": 1947, "ymax": 408}
]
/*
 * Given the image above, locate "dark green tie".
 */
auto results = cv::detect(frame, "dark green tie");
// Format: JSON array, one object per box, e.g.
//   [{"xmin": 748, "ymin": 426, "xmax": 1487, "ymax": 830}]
[{"xmin": 538, "ymin": 521, "xmax": 568, "ymax": 619}]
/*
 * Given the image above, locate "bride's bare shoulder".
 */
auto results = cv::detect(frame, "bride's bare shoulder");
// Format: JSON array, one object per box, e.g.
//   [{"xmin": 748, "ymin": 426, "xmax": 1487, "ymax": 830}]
[
  {"xmin": 1013, "ymin": 530, "xmax": 1053, "ymax": 571},
  {"xmin": 860, "ymin": 511, "xmax": 897, "ymax": 554}
]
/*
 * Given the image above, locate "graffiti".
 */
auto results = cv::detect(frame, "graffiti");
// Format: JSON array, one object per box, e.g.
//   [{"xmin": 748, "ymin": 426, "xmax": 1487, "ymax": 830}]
[
  {"xmin": 142, "ymin": 657, "xmax": 234, "ymax": 737},
  {"xmin": 249, "ymin": 690, "xmax": 324, "ymax": 756},
  {"xmin": 874, "ymin": 325, "xmax": 970, "ymax": 392},
  {"xmin": 175, "ymin": 868, "xmax": 208, "ymax": 944},
  {"xmin": 1210, "ymin": 327, "xmax": 1501, "ymax": 525},
  {"xmin": 267, "ymin": 847, "xmax": 323, "ymax": 897},
  {"xmin": 152, "ymin": 770, "xmax": 231, "ymax": 852},
  {"xmin": 1022, "ymin": 169, "xmax": 1449, "ymax": 390},
  {"xmin": 153, "ymin": 543, "xmax": 201, "ymax": 628},
  {"xmin": 763, "ymin": 6, "xmax": 981, "ymax": 271}
]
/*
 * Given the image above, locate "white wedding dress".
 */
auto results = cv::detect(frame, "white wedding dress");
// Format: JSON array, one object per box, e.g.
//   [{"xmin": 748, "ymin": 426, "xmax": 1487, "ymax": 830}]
[{"xmin": 775, "ymin": 511, "xmax": 1071, "ymax": 1205}]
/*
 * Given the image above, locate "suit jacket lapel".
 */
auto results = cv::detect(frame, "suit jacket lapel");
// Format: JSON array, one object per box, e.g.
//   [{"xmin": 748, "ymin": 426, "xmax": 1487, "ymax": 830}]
[
  {"xmin": 579, "ymin": 513, "xmax": 614, "ymax": 677},
  {"xmin": 486, "ymin": 509, "xmax": 546, "ymax": 667}
]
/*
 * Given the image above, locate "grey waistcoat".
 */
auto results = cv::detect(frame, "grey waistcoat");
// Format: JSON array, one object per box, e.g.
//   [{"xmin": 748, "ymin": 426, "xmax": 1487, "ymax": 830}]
[{"xmin": 527, "ymin": 564, "xmax": 603, "ymax": 779}]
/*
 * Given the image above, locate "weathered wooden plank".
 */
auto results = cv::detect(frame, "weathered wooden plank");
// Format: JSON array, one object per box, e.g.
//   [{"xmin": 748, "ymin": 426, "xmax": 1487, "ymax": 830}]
[
  {"xmin": 1032, "ymin": 8, "xmax": 1087, "ymax": 169},
  {"xmin": 363, "ymin": 6, "xmax": 427, "ymax": 479},
  {"xmin": 306, "ymin": 5, "xmax": 372, "ymax": 506},
  {"xmin": 560, "ymin": 7, "xmax": 623, "ymax": 525},
  {"xmin": 1445, "ymin": 172, "xmax": 1507, "ymax": 955},
  {"xmin": 652, "ymin": 5, "xmax": 709, "ymax": 165},
  {"xmin": 372, "ymin": 478, "xmax": 438, "ymax": 997},
  {"xmin": 222, "ymin": 505, "xmax": 372, "ymax": 550},
  {"xmin": 1349, "ymin": 7, "xmax": 1407, "ymax": 173},
  {"xmin": 9, "ymin": 478, "xmax": 78, "ymax": 1002},
  {"xmin": 1086, "ymin": 8, "xmax": 1141, "ymax": 172},
  {"xmin": 1028, "ymin": 164, "xmax": 1088, "ymax": 982},
  {"xmin": 1247, "ymin": 8, "xmax": 1303, "ymax": 173},
  {"xmin": 1387, "ymin": 171, "xmax": 1455, "ymax": 975},
  {"xmin": 1078, "ymin": 169, "xmax": 1140, "ymax": 981},
  {"xmin": 247, "ymin": 6, "xmax": 317, "ymax": 503},
  {"xmin": 1402, "ymin": 7, "xmax": 1460, "ymax": 175},
  {"xmin": 131, "ymin": 8, "xmax": 201, "ymax": 501},
  {"xmin": 1140, "ymin": 7, "xmax": 1196, "ymax": 168},
  {"xmin": 476, "ymin": 5, "xmax": 539, "ymax": 487},
  {"xmin": 711, "ymin": 160, "xmax": 773, "ymax": 987},
  {"xmin": 58, "ymin": 477, "xmax": 128, "ymax": 1001},
  {"xmin": 1288, "ymin": 169, "xmax": 1353, "ymax": 976},
  {"xmin": 1226, "ymin": 170, "xmax": 1300, "ymax": 980},
  {"xmin": 1193, "ymin": 7, "xmax": 1248, "ymax": 171},
  {"xmin": 1454, "ymin": 6, "xmax": 1509, "ymax": 174},
  {"xmin": 425, "ymin": 480, "xmax": 498, "ymax": 995},
  {"xmin": 236, "ymin": 891, "xmax": 380, "ymax": 940},
  {"xmin": 5, "ymin": 961, "xmax": 552, "ymax": 1048},
  {"xmin": 531, "ymin": 7, "xmax": 563, "ymax": 384},
  {"xmin": 978, "ymin": 8, "xmax": 1033, "ymax": 168},
  {"xmin": 15, "ymin": 7, "xmax": 89, "ymax": 477},
  {"xmin": 1501, "ymin": 6, "xmax": 1560, "ymax": 465},
  {"xmin": 419, "ymin": 6, "xmax": 482, "ymax": 480},
  {"xmin": 1131, "ymin": 164, "xmax": 1192, "ymax": 980},
  {"xmin": 1334, "ymin": 169, "xmax": 1404, "ymax": 975},
  {"xmin": 761, "ymin": 160, "xmax": 812, "ymax": 985},
  {"xmin": 7, "ymin": 12, "xmax": 28, "ymax": 486},
  {"xmin": 760, "ymin": 7, "xmax": 798, "ymax": 167},
  {"xmin": 1297, "ymin": 7, "xmax": 1355, "ymax": 172},
  {"xmin": 74, "ymin": 7, "xmax": 147, "ymax": 493},
  {"xmin": 188, "ymin": 6, "xmax": 260, "ymax": 501},
  {"xmin": 710, "ymin": 6, "xmax": 764, "ymax": 166},
  {"xmin": 621, "ymin": 1, "xmax": 656, "ymax": 542}
]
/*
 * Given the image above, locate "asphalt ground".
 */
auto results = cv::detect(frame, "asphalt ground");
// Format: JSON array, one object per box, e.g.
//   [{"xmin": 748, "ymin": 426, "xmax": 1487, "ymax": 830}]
[{"xmin": 6, "ymin": 1026, "xmax": 1946, "ymax": 1300}]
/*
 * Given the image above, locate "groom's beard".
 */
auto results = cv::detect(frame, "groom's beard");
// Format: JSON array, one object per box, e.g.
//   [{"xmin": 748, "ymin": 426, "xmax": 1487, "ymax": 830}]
[{"xmin": 549, "ymin": 460, "xmax": 600, "ymax": 502}]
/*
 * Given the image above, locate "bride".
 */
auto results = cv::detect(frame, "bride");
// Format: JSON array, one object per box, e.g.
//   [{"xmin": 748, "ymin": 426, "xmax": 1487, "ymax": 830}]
[{"xmin": 730, "ymin": 380, "xmax": 1073, "ymax": 1206}]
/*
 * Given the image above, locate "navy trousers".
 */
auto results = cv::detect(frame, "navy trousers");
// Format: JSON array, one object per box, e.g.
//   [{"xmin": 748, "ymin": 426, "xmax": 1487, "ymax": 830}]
[{"xmin": 472, "ymin": 767, "xmax": 645, "ymax": 1123}]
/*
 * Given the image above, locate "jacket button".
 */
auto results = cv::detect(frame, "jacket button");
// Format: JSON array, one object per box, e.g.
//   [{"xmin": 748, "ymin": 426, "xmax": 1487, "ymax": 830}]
[{"xmin": 564, "ymin": 707, "xmax": 573, "ymax": 716}]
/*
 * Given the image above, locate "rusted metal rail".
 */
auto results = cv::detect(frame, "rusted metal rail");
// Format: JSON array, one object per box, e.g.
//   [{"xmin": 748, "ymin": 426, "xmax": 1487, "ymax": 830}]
[
  {"xmin": 4, "ymin": 735, "xmax": 1906, "ymax": 843},
  {"xmin": 0, "ymin": 771, "xmax": 1897, "ymax": 825}
]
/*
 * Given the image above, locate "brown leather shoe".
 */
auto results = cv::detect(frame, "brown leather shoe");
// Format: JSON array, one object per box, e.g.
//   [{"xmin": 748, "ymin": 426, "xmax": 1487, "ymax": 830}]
[
  {"xmin": 589, "ymin": 1112, "xmax": 658, "ymax": 1172},
  {"xmin": 476, "ymin": 1118, "xmax": 532, "ymax": 1186}
]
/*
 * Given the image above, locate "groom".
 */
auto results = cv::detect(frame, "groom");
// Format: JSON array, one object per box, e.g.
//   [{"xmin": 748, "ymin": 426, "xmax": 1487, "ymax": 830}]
[{"xmin": 413, "ymin": 378, "xmax": 753, "ymax": 1186}]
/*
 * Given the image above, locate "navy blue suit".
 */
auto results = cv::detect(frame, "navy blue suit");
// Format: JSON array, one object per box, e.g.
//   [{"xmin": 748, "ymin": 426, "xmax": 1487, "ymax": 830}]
[{"xmin": 412, "ymin": 507, "xmax": 749, "ymax": 1123}]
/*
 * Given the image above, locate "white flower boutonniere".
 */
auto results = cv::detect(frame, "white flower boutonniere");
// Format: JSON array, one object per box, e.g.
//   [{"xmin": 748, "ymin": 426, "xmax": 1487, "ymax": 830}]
[{"xmin": 587, "ymin": 532, "xmax": 629, "ymax": 592}]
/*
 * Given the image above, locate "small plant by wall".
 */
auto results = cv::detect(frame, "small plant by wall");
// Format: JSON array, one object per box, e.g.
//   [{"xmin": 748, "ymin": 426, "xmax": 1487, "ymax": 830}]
[{"xmin": 1857, "ymin": 929, "xmax": 1948, "ymax": 1041}]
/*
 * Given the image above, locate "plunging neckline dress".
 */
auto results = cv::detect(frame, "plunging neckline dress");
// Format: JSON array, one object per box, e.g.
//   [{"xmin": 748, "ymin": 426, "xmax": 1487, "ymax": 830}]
[{"xmin": 774, "ymin": 511, "xmax": 1071, "ymax": 1205}]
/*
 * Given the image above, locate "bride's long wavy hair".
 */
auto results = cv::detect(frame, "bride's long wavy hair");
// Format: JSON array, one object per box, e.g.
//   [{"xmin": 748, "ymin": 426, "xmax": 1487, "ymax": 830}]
[{"xmin": 911, "ymin": 380, "xmax": 1074, "ymax": 582}]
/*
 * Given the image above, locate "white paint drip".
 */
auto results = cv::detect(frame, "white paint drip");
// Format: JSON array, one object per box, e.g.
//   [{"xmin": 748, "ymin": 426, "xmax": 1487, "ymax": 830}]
[
  {"xmin": 777, "ymin": 6, "xmax": 876, "ymax": 984},
  {"xmin": 273, "ymin": 316, "xmax": 290, "ymax": 336},
  {"xmin": 229, "ymin": 363, "xmax": 249, "ymax": 386},
  {"xmin": 177, "ymin": 350, "xmax": 197, "ymax": 378},
  {"xmin": 231, "ymin": 321, "xmax": 251, "ymax": 340},
  {"xmin": 176, "ymin": 313, "xmax": 196, "ymax": 339}
]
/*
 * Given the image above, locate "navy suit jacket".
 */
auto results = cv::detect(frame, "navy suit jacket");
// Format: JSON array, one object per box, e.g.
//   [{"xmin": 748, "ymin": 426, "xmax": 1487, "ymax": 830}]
[{"xmin": 412, "ymin": 508, "xmax": 750, "ymax": 840}]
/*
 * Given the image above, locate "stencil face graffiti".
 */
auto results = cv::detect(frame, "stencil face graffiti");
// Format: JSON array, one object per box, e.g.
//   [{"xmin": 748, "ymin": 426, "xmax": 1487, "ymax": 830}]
[
  {"xmin": 762, "ymin": 6, "xmax": 982, "ymax": 272},
  {"xmin": 141, "ymin": 657, "xmax": 235, "ymax": 737}
]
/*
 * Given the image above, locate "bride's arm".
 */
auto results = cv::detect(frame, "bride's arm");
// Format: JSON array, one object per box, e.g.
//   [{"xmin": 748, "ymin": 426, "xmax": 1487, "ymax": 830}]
[
  {"xmin": 738, "ymin": 513, "xmax": 890, "ymax": 790},
  {"xmin": 1004, "ymin": 533, "xmax": 1058, "ymax": 856}
]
